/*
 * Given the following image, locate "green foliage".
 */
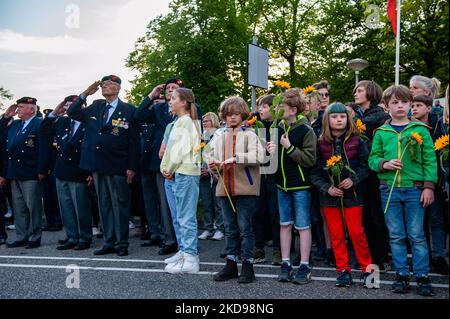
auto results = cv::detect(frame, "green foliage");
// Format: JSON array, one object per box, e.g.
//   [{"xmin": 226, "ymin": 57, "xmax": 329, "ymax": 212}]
[{"xmin": 126, "ymin": 0, "xmax": 448, "ymax": 111}]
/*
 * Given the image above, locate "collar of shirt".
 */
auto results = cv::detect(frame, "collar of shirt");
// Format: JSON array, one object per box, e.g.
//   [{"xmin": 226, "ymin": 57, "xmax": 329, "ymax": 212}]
[
  {"xmin": 22, "ymin": 116, "xmax": 36, "ymax": 130},
  {"xmin": 71, "ymin": 120, "xmax": 81, "ymax": 135}
]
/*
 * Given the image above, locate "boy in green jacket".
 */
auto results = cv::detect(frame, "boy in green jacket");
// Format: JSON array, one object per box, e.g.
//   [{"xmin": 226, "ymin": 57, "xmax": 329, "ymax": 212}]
[{"xmin": 369, "ymin": 85, "xmax": 437, "ymax": 297}]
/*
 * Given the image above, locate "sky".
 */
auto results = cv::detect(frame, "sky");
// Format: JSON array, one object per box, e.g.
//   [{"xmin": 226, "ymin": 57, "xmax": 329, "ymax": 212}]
[{"xmin": 0, "ymin": 0, "xmax": 171, "ymax": 109}]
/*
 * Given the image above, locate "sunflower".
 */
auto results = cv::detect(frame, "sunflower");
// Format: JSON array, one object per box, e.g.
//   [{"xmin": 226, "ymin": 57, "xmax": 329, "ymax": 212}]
[
  {"xmin": 247, "ymin": 115, "xmax": 257, "ymax": 126},
  {"xmin": 302, "ymin": 85, "xmax": 315, "ymax": 95},
  {"xmin": 274, "ymin": 80, "xmax": 291, "ymax": 90},
  {"xmin": 326, "ymin": 155, "xmax": 342, "ymax": 168},
  {"xmin": 193, "ymin": 142, "xmax": 206, "ymax": 154},
  {"xmin": 434, "ymin": 134, "xmax": 449, "ymax": 151},
  {"xmin": 410, "ymin": 132, "xmax": 423, "ymax": 145},
  {"xmin": 356, "ymin": 119, "xmax": 367, "ymax": 134}
]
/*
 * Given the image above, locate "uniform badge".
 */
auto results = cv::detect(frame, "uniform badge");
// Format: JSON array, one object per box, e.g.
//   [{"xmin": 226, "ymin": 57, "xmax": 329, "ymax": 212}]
[
  {"xmin": 26, "ymin": 138, "xmax": 35, "ymax": 147},
  {"xmin": 111, "ymin": 127, "xmax": 120, "ymax": 136}
]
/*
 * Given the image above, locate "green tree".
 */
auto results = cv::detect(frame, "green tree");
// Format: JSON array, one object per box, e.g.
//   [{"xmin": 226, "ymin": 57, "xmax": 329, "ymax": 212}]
[{"xmin": 0, "ymin": 86, "xmax": 13, "ymax": 110}]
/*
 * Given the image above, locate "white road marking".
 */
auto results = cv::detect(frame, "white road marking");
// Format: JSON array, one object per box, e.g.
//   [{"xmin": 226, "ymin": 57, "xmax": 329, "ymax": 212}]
[
  {"xmin": 0, "ymin": 262, "xmax": 448, "ymax": 289},
  {"xmin": 0, "ymin": 255, "xmax": 447, "ymax": 277}
]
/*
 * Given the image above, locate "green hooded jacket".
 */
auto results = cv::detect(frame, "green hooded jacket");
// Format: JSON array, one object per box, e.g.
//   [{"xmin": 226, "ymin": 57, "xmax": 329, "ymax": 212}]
[{"xmin": 368, "ymin": 120, "xmax": 437, "ymax": 189}]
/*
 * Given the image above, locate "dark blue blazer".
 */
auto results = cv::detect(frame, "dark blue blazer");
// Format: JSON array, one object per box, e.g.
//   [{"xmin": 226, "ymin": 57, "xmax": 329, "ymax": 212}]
[
  {"xmin": 67, "ymin": 97, "xmax": 140, "ymax": 176},
  {"xmin": 0, "ymin": 116, "xmax": 47, "ymax": 180},
  {"xmin": 134, "ymin": 97, "xmax": 202, "ymax": 172},
  {"xmin": 40, "ymin": 116, "xmax": 90, "ymax": 183},
  {"xmin": 139, "ymin": 123, "xmax": 157, "ymax": 175}
]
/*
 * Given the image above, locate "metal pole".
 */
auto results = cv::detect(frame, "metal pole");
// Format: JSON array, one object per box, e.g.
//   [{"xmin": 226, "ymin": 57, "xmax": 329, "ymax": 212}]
[
  {"xmin": 355, "ymin": 70, "xmax": 360, "ymax": 86},
  {"xmin": 395, "ymin": 0, "xmax": 401, "ymax": 85},
  {"xmin": 251, "ymin": 36, "xmax": 258, "ymax": 113}
]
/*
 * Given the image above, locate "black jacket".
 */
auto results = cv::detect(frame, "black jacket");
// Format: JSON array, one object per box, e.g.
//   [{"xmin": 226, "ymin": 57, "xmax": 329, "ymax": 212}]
[
  {"xmin": 355, "ymin": 104, "xmax": 390, "ymax": 147},
  {"xmin": 310, "ymin": 134, "xmax": 370, "ymax": 208},
  {"xmin": 67, "ymin": 97, "xmax": 140, "ymax": 176}
]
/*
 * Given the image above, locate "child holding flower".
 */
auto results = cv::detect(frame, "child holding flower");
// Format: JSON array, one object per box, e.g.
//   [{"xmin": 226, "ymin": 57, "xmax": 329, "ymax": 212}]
[
  {"xmin": 207, "ymin": 96, "xmax": 265, "ymax": 284},
  {"xmin": 310, "ymin": 103, "xmax": 373, "ymax": 288},
  {"xmin": 368, "ymin": 85, "xmax": 438, "ymax": 296}
]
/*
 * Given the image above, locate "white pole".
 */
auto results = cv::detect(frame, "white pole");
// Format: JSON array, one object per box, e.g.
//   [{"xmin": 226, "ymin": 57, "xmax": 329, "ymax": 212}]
[
  {"xmin": 395, "ymin": 0, "xmax": 401, "ymax": 85},
  {"xmin": 251, "ymin": 36, "xmax": 258, "ymax": 113}
]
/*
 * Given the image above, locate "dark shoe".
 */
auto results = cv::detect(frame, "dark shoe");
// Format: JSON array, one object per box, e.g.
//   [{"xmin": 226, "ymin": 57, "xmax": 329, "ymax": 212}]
[
  {"xmin": 238, "ymin": 260, "xmax": 255, "ymax": 284},
  {"xmin": 336, "ymin": 269, "xmax": 353, "ymax": 287},
  {"xmin": 94, "ymin": 246, "xmax": 116, "ymax": 256},
  {"xmin": 292, "ymin": 264, "xmax": 312, "ymax": 285},
  {"xmin": 25, "ymin": 241, "xmax": 41, "ymax": 249},
  {"xmin": 117, "ymin": 248, "xmax": 129, "ymax": 257},
  {"xmin": 362, "ymin": 272, "xmax": 378, "ymax": 289},
  {"xmin": 141, "ymin": 238, "xmax": 161, "ymax": 247},
  {"xmin": 325, "ymin": 249, "xmax": 336, "ymax": 267},
  {"xmin": 278, "ymin": 263, "xmax": 294, "ymax": 282},
  {"xmin": 41, "ymin": 224, "xmax": 52, "ymax": 231},
  {"xmin": 158, "ymin": 244, "xmax": 178, "ymax": 256},
  {"xmin": 58, "ymin": 238, "xmax": 69, "ymax": 245},
  {"xmin": 416, "ymin": 276, "xmax": 435, "ymax": 297},
  {"xmin": 253, "ymin": 249, "xmax": 266, "ymax": 264},
  {"xmin": 214, "ymin": 258, "xmax": 239, "ymax": 281},
  {"xmin": 312, "ymin": 250, "xmax": 327, "ymax": 262},
  {"xmin": 0, "ymin": 238, "xmax": 6, "ymax": 245},
  {"xmin": 219, "ymin": 253, "xmax": 227, "ymax": 259},
  {"xmin": 57, "ymin": 242, "xmax": 77, "ymax": 250},
  {"xmin": 431, "ymin": 257, "xmax": 449, "ymax": 275},
  {"xmin": 49, "ymin": 224, "xmax": 63, "ymax": 232},
  {"xmin": 377, "ymin": 261, "xmax": 391, "ymax": 273},
  {"xmin": 392, "ymin": 273, "xmax": 410, "ymax": 294},
  {"xmin": 272, "ymin": 250, "xmax": 282, "ymax": 266},
  {"xmin": 6, "ymin": 240, "xmax": 27, "ymax": 248},
  {"xmin": 74, "ymin": 242, "xmax": 91, "ymax": 251}
]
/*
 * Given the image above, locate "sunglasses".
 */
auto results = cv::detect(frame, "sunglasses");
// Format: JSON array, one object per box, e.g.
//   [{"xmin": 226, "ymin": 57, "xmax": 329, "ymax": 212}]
[{"xmin": 318, "ymin": 93, "xmax": 330, "ymax": 98}]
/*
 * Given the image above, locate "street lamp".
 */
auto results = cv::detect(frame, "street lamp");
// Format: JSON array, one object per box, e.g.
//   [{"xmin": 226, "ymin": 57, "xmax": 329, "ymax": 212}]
[{"xmin": 347, "ymin": 58, "xmax": 369, "ymax": 85}]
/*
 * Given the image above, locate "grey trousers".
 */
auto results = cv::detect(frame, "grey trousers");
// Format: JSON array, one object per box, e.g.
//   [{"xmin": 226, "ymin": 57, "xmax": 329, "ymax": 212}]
[
  {"xmin": 156, "ymin": 172, "xmax": 176, "ymax": 246},
  {"xmin": 11, "ymin": 180, "xmax": 43, "ymax": 243},
  {"xmin": 56, "ymin": 179, "xmax": 92, "ymax": 245},
  {"xmin": 141, "ymin": 173, "xmax": 162, "ymax": 240},
  {"xmin": 93, "ymin": 173, "xmax": 130, "ymax": 250}
]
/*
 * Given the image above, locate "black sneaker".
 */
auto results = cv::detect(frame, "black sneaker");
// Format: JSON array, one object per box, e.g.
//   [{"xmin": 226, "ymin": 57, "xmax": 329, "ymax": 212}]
[
  {"xmin": 253, "ymin": 249, "xmax": 266, "ymax": 264},
  {"xmin": 336, "ymin": 270, "xmax": 353, "ymax": 287},
  {"xmin": 292, "ymin": 254, "xmax": 301, "ymax": 267},
  {"xmin": 238, "ymin": 260, "xmax": 255, "ymax": 284},
  {"xmin": 292, "ymin": 264, "xmax": 312, "ymax": 285},
  {"xmin": 416, "ymin": 276, "xmax": 435, "ymax": 297},
  {"xmin": 312, "ymin": 250, "xmax": 326, "ymax": 262},
  {"xmin": 431, "ymin": 257, "xmax": 449, "ymax": 275},
  {"xmin": 278, "ymin": 263, "xmax": 294, "ymax": 282},
  {"xmin": 25, "ymin": 241, "xmax": 41, "ymax": 249},
  {"xmin": 214, "ymin": 258, "xmax": 239, "ymax": 281},
  {"xmin": 392, "ymin": 273, "xmax": 410, "ymax": 294}
]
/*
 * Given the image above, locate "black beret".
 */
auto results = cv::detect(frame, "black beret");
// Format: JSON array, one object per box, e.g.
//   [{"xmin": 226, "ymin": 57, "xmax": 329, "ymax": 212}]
[
  {"xmin": 43, "ymin": 109, "xmax": 53, "ymax": 116},
  {"xmin": 16, "ymin": 97, "xmax": 37, "ymax": 105},
  {"xmin": 101, "ymin": 75, "xmax": 121, "ymax": 85},
  {"xmin": 165, "ymin": 78, "xmax": 183, "ymax": 89}
]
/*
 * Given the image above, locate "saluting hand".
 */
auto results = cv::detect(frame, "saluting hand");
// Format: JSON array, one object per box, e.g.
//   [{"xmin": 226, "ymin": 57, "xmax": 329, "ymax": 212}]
[
  {"xmin": 86, "ymin": 176, "xmax": 94, "ymax": 187},
  {"xmin": 4, "ymin": 104, "xmax": 18, "ymax": 118},
  {"xmin": 82, "ymin": 81, "xmax": 101, "ymax": 97},
  {"xmin": 53, "ymin": 101, "xmax": 67, "ymax": 117},
  {"xmin": 148, "ymin": 84, "xmax": 165, "ymax": 100}
]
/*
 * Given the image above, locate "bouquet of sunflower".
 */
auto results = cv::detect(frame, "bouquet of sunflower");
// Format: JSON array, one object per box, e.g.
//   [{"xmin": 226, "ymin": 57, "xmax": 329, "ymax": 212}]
[
  {"xmin": 302, "ymin": 85, "xmax": 321, "ymax": 120},
  {"xmin": 434, "ymin": 134, "xmax": 449, "ymax": 175}
]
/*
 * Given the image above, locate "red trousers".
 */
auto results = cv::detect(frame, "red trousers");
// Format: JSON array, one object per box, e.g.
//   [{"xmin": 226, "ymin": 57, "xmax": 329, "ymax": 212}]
[{"xmin": 322, "ymin": 206, "xmax": 372, "ymax": 273}]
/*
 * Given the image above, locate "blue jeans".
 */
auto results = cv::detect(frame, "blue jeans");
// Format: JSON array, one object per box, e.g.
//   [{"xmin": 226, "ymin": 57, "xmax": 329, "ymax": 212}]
[
  {"xmin": 164, "ymin": 179, "xmax": 183, "ymax": 250},
  {"xmin": 277, "ymin": 189, "xmax": 311, "ymax": 230},
  {"xmin": 219, "ymin": 196, "xmax": 256, "ymax": 261},
  {"xmin": 380, "ymin": 186, "xmax": 430, "ymax": 277},
  {"xmin": 199, "ymin": 178, "xmax": 224, "ymax": 232},
  {"xmin": 173, "ymin": 173, "xmax": 200, "ymax": 256}
]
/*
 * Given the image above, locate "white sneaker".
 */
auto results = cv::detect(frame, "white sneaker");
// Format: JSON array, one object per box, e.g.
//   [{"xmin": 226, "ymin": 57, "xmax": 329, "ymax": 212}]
[
  {"xmin": 198, "ymin": 230, "xmax": 212, "ymax": 240},
  {"xmin": 212, "ymin": 230, "xmax": 224, "ymax": 241},
  {"xmin": 165, "ymin": 253, "xmax": 200, "ymax": 274},
  {"xmin": 164, "ymin": 250, "xmax": 183, "ymax": 264},
  {"xmin": 6, "ymin": 224, "xmax": 15, "ymax": 230},
  {"xmin": 92, "ymin": 227, "xmax": 100, "ymax": 236},
  {"xmin": 4, "ymin": 209, "xmax": 12, "ymax": 218}
]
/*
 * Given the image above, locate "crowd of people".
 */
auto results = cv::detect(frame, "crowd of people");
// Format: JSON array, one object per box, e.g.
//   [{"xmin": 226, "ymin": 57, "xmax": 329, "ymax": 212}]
[{"xmin": 0, "ymin": 74, "xmax": 448, "ymax": 297}]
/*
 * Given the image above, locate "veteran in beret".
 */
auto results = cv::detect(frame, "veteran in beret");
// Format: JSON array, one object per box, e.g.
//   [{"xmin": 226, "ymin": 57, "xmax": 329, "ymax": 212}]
[
  {"xmin": 67, "ymin": 75, "xmax": 140, "ymax": 257},
  {"xmin": 40, "ymin": 95, "xmax": 93, "ymax": 251},
  {"xmin": 0, "ymin": 97, "xmax": 48, "ymax": 249}
]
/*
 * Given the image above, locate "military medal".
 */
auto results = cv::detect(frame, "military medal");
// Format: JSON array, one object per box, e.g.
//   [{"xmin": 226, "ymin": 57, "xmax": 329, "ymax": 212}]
[
  {"xmin": 112, "ymin": 127, "xmax": 120, "ymax": 136},
  {"xmin": 26, "ymin": 138, "xmax": 35, "ymax": 147}
]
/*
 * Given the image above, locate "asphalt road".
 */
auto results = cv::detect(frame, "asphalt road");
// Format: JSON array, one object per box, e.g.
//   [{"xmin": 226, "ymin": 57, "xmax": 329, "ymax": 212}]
[{"xmin": 0, "ymin": 227, "xmax": 448, "ymax": 300}]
